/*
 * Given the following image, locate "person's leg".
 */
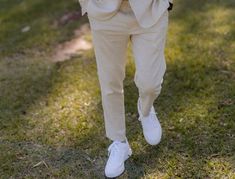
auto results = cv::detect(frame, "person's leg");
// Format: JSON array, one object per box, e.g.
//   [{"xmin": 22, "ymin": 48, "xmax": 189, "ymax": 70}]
[
  {"xmin": 131, "ymin": 10, "xmax": 169, "ymax": 117},
  {"xmin": 90, "ymin": 29, "xmax": 130, "ymax": 141}
]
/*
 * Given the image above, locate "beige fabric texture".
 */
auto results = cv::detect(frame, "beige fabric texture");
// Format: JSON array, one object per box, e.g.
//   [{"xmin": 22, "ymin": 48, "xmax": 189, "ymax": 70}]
[
  {"xmin": 87, "ymin": 1, "xmax": 169, "ymax": 141},
  {"xmin": 79, "ymin": 0, "xmax": 172, "ymax": 28}
]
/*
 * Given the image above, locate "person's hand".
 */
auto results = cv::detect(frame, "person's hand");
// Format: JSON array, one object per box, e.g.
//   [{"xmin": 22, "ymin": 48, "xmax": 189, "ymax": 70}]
[{"xmin": 167, "ymin": 2, "xmax": 173, "ymax": 11}]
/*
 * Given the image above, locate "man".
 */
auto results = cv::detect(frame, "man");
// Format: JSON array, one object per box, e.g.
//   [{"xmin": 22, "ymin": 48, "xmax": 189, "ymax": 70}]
[{"xmin": 78, "ymin": 0, "xmax": 173, "ymax": 178}]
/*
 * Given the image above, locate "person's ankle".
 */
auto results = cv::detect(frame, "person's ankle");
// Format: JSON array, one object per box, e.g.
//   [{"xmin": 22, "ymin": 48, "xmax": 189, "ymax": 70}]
[{"xmin": 113, "ymin": 138, "xmax": 127, "ymax": 143}]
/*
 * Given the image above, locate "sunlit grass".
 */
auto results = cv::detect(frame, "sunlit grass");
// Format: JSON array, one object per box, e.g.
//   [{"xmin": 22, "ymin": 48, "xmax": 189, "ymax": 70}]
[{"xmin": 0, "ymin": 0, "xmax": 235, "ymax": 178}]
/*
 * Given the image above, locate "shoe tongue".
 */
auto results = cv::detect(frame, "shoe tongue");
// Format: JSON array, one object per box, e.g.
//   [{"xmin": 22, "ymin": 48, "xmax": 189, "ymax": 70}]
[
  {"xmin": 108, "ymin": 142, "xmax": 120, "ymax": 156},
  {"xmin": 108, "ymin": 141, "xmax": 120, "ymax": 151}
]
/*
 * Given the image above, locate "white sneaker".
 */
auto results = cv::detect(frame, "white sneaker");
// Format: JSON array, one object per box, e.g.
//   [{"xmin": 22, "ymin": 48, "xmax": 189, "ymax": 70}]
[
  {"xmin": 104, "ymin": 138, "xmax": 132, "ymax": 178},
  {"xmin": 137, "ymin": 97, "xmax": 162, "ymax": 145}
]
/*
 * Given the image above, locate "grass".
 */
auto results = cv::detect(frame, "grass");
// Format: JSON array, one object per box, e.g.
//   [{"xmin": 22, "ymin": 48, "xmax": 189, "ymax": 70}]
[{"xmin": 0, "ymin": 0, "xmax": 235, "ymax": 178}]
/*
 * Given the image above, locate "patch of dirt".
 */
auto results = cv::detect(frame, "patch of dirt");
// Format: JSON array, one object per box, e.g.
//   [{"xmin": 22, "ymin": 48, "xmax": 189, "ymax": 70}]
[
  {"xmin": 54, "ymin": 10, "xmax": 82, "ymax": 27},
  {"xmin": 51, "ymin": 23, "xmax": 92, "ymax": 62}
]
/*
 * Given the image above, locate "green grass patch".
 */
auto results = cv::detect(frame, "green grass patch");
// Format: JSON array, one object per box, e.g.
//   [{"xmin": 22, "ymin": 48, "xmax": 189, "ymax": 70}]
[{"xmin": 0, "ymin": 0, "xmax": 235, "ymax": 178}]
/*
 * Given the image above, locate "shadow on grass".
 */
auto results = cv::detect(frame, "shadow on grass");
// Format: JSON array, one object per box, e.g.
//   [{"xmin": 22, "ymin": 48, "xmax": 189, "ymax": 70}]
[
  {"xmin": 122, "ymin": 0, "xmax": 235, "ymax": 178},
  {"xmin": 0, "ymin": 51, "xmax": 106, "ymax": 178},
  {"xmin": 1, "ymin": 0, "xmax": 235, "ymax": 178},
  {"xmin": 0, "ymin": 0, "xmax": 88, "ymax": 57}
]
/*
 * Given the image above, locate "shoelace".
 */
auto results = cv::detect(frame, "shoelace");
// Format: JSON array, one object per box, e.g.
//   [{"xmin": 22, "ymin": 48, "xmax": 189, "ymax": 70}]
[{"xmin": 107, "ymin": 141, "xmax": 122, "ymax": 157}]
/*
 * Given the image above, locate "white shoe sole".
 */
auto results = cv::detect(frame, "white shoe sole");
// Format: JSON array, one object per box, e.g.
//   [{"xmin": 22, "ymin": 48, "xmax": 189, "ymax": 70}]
[{"xmin": 104, "ymin": 150, "xmax": 132, "ymax": 178}]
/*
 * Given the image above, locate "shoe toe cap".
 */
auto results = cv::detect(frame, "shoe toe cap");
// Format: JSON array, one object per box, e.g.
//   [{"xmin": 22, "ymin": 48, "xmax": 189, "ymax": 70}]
[
  {"xmin": 105, "ymin": 164, "xmax": 124, "ymax": 178},
  {"xmin": 144, "ymin": 128, "xmax": 162, "ymax": 145},
  {"xmin": 145, "ymin": 134, "xmax": 162, "ymax": 145}
]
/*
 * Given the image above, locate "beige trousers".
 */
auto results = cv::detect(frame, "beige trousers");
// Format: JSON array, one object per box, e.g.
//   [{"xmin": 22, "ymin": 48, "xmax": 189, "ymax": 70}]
[{"xmin": 88, "ymin": 1, "xmax": 169, "ymax": 141}]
